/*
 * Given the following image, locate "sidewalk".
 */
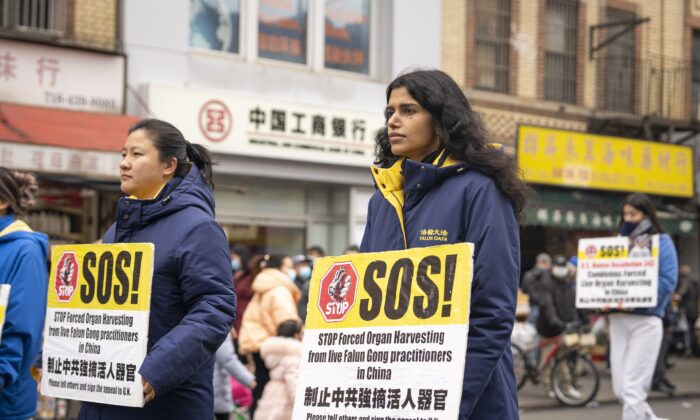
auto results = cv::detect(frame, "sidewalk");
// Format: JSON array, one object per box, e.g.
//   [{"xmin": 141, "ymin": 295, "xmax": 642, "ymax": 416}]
[{"xmin": 519, "ymin": 356, "xmax": 700, "ymax": 411}]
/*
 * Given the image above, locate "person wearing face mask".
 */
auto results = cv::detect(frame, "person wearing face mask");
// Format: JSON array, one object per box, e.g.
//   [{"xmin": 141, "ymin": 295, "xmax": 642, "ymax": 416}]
[
  {"xmin": 609, "ymin": 193, "xmax": 677, "ymax": 420},
  {"xmin": 535, "ymin": 255, "xmax": 582, "ymax": 398},
  {"xmin": 238, "ymin": 254, "xmax": 300, "ymax": 416},
  {"xmin": 292, "ymin": 255, "xmax": 313, "ymax": 321}
]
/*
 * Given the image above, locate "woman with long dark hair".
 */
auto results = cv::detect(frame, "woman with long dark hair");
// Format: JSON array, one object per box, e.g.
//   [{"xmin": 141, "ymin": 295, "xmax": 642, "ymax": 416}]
[
  {"xmin": 78, "ymin": 119, "xmax": 236, "ymax": 419},
  {"xmin": 361, "ymin": 69, "xmax": 529, "ymax": 419},
  {"xmin": 610, "ymin": 193, "xmax": 677, "ymax": 420},
  {"xmin": 0, "ymin": 168, "xmax": 47, "ymax": 419}
]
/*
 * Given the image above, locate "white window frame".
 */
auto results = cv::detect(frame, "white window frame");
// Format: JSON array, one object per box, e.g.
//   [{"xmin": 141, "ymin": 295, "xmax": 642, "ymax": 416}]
[{"xmin": 189, "ymin": 0, "xmax": 379, "ymax": 79}]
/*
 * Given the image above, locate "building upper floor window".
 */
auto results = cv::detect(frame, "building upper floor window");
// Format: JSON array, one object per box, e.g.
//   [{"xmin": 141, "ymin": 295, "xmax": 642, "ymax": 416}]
[
  {"xmin": 189, "ymin": 0, "xmax": 241, "ymax": 54},
  {"xmin": 1, "ymin": 0, "xmax": 66, "ymax": 36},
  {"xmin": 692, "ymin": 30, "xmax": 700, "ymax": 120},
  {"xmin": 474, "ymin": 0, "xmax": 511, "ymax": 93},
  {"xmin": 189, "ymin": 0, "xmax": 373, "ymax": 76},
  {"xmin": 324, "ymin": 0, "xmax": 369, "ymax": 74},
  {"xmin": 544, "ymin": 0, "xmax": 578, "ymax": 104},
  {"xmin": 603, "ymin": 7, "xmax": 636, "ymax": 113}
]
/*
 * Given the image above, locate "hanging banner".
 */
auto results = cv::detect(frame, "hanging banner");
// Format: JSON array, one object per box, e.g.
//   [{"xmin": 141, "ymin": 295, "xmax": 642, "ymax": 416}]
[
  {"xmin": 0, "ymin": 284, "xmax": 10, "ymax": 344},
  {"xmin": 41, "ymin": 243, "xmax": 154, "ymax": 407},
  {"xmin": 292, "ymin": 243, "xmax": 473, "ymax": 420},
  {"xmin": 576, "ymin": 235, "xmax": 659, "ymax": 308}
]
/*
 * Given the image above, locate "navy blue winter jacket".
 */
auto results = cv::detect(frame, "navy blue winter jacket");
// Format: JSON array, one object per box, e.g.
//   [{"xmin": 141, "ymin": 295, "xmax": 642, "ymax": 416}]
[
  {"xmin": 78, "ymin": 166, "xmax": 236, "ymax": 420},
  {"xmin": 361, "ymin": 153, "xmax": 520, "ymax": 419},
  {"xmin": 0, "ymin": 215, "xmax": 48, "ymax": 420}
]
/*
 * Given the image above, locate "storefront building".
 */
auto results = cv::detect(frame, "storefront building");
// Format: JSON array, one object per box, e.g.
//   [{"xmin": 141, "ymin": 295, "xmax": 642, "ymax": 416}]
[
  {"xmin": 124, "ymin": 0, "xmax": 442, "ymax": 256},
  {"xmin": 0, "ymin": 0, "xmax": 136, "ymax": 255}
]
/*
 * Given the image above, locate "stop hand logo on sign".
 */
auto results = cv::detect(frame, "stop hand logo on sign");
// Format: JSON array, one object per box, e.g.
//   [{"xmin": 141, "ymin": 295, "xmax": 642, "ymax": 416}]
[
  {"xmin": 318, "ymin": 262, "xmax": 359, "ymax": 322},
  {"xmin": 55, "ymin": 252, "xmax": 79, "ymax": 302}
]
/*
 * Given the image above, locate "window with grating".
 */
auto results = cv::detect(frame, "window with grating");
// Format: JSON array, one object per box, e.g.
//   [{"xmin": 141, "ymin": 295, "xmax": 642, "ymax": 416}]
[
  {"xmin": 603, "ymin": 8, "xmax": 636, "ymax": 113},
  {"xmin": 0, "ymin": 0, "xmax": 65, "ymax": 35},
  {"xmin": 692, "ymin": 31, "xmax": 700, "ymax": 120},
  {"xmin": 545, "ymin": 0, "xmax": 578, "ymax": 104},
  {"xmin": 474, "ymin": 0, "xmax": 511, "ymax": 93}
]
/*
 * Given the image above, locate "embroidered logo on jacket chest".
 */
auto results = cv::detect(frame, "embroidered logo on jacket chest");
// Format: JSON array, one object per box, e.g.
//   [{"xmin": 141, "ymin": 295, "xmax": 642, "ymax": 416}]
[{"xmin": 419, "ymin": 228, "xmax": 449, "ymax": 242}]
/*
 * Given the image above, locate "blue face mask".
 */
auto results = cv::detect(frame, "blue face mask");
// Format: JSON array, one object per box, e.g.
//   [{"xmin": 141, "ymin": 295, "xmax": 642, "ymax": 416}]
[
  {"xmin": 287, "ymin": 269, "xmax": 297, "ymax": 282},
  {"xmin": 299, "ymin": 266, "xmax": 312, "ymax": 281},
  {"xmin": 231, "ymin": 259, "xmax": 241, "ymax": 272}
]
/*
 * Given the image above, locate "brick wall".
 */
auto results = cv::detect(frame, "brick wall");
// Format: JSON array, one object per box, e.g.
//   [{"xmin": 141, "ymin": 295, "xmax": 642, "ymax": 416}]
[{"xmin": 71, "ymin": 0, "xmax": 118, "ymax": 51}]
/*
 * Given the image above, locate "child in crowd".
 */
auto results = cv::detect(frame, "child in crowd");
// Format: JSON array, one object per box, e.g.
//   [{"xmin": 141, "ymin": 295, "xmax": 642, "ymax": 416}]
[{"xmin": 253, "ymin": 319, "xmax": 304, "ymax": 420}]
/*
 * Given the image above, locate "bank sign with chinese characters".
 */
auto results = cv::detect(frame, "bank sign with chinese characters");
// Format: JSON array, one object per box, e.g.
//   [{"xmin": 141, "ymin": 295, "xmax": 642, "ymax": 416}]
[
  {"xmin": 517, "ymin": 125, "xmax": 694, "ymax": 197},
  {"xmin": 0, "ymin": 39, "xmax": 125, "ymax": 113},
  {"xmin": 146, "ymin": 84, "xmax": 384, "ymax": 167}
]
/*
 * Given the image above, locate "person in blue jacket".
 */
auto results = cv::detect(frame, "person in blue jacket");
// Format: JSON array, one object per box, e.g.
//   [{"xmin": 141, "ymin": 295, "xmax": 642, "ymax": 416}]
[
  {"xmin": 0, "ymin": 168, "xmax": 48, "ymax": 420},
  {"xmin": 77, "ymin": 119, "xmax": 236, "ymax": 419},
  {"xmin": 608, "ymin": 193, "xmax": 678, "ymax": 420},
  {"xmin": 361, "ymin": 69, "xmax": 529, "ymax": 419}
]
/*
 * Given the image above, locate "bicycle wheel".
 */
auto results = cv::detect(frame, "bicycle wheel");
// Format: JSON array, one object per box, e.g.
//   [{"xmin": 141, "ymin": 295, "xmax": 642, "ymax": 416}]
[
  {"xmin": 551, "ymin": 351, "xmax": 599, "ymax": 407},
  {"xmin": 511, "ymin": 344, "xmax": 529, "ymax": 390}
]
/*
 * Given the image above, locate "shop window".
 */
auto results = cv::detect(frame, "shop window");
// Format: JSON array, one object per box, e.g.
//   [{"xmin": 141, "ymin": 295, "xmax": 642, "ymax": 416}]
[
  {"xmin": 692, "ymin": 30, "xmax": 700, "ymax": 121},
  {"xmin": 258, "ymin": 0, "xmax": 308, "ymax": 64},
  {"xmin": 474, "ymin": 0, "xmax": 511, "ymax": 93},
  {"xmin": 603, "ymin": 8, "xmax": 636, "ymax": 114},
  {"xmin": 0, "ymin": 0, "xmax": 66, "ymax": 35},
  {"xmin": 544, "ymin": 0, "xmax": 577, "ymax": 104},
  {"xmin": 189, "ymin": 0, "xmax": 241, "ymax": 54},
  {"xmin": 324, "ymin": 0, "xmax": 370, "ymax": 74}
]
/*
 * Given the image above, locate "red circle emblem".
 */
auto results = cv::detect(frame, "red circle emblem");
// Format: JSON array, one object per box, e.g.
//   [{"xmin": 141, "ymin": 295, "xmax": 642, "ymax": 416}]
[
  {"xmin": 198, "ymin": 99, "xmax": 232, "ymax": 142},
  {"xmin": 55, "ymin": 252, "xmax": 79, "ymax": 302},
  {"xmin": 318, "ymin": 262, "xmax": 359, "ymax": 323}
]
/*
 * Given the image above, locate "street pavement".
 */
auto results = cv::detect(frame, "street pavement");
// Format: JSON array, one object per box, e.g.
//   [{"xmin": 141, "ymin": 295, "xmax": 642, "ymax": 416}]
[
  {"xmin": 520, "ymin": 397, "xmax": 699, "ymax": 419},
  {"xmin": 519, "ymin": 356, "xmax": 700, "ymax": 414}
]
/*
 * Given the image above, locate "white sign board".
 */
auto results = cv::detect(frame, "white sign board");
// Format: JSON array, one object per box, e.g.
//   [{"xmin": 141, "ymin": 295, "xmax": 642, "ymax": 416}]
[
  {"xmin": 293, "ymin": 244, "xmax": 473, "ymax": 419},
  {"xmin": 0, "ymin": 284, "xmax": 10, "ymax": 344},
  {"xmin": 146, "ymin": 84, "xmax": 384, "ymax": 167},
  {"xmin": 0, "ymin": 39, "xmax": 124, "ymax": 113},
  {"xmin": 42, "ymin": 244, "xmax": 153, "ymax": 407},
  {"xmin": 576, "ymin": 235, "xmax": 659, "ymax": 309},
  {"xmin": 0, "ymin": 141, "xmax": 121, "ymax": 179}
]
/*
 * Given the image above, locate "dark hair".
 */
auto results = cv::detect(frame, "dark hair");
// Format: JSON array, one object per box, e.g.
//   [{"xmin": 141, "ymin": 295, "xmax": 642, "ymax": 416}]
[
  {"xmin": 0, "ymin": 167, "xmax": 38, "ymax": 217},
  {"xmin": 343, "ymin": 245, "xmax": 360, "ymax": 253},
  {"xmin": 306, "ymin": 245, "xmax": 325, "ymax": 257},
  {"xmin": 375, "ymin": 69, "xmax": 530, "ymax": 214},
  {"xmin": 128, "ymin": 119, "xmax": 215, "ymax": 188},
  {"xmin": 277, "ymin": 319, "xmax": 303, "ymax": 338},
  {"xmin": 618, "ymin": 193, "xmax": 663, "ymax": 234},
  {"xmin": 259, "ymin": 254, "xmax": 290, "ymax": 270},
  {"xmin": 230, "ymin": 244, "xmax": 251, "ymax": 267}
]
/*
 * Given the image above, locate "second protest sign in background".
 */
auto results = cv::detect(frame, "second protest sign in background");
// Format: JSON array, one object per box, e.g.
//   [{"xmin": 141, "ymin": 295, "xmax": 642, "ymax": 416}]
[
  {"xmin": 41, "ymin": 243, "xmax": 153, "ymax": 407},
  {"xmin": 293, "ymin": 243, "xmax": 473, "ymax": 420}
]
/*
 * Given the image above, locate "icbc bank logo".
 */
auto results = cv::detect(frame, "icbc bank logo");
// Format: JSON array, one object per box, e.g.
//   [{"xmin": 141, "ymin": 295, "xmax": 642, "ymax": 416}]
[
  {"xmin": 318, "ymin": 262, "xmax": 359, "ymax": 322},
  {"xmin": 198, "ymin": 99, "xmax": 232, "ymax": 142},
  {"xmin": 55, "ymin": 252, "xmax": 79, "ymax": 302}
]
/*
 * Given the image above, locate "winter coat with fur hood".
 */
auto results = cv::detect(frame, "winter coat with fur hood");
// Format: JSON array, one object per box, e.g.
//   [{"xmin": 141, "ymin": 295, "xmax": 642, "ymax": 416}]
[
  {"xmin": 253, "ymin": 337, "xmax": 302, "ymax": 420},
  {"xmin": 238, "ymin": 269, "xmax": 300, "ymax": 354}
]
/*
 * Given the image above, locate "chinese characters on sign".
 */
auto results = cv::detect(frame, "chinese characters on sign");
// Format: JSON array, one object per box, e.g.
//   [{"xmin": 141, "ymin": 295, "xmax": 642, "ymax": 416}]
[
  {"xmin": 576, "ymin": 235, "xmax": 660, "ymax": 309},
  {"xmin": 41, "ymin": 244, "xmax": 154, "ymax": 407},
  {"xmin": 517, "ymin": 125, "xmax": 694, "ymax": 197},
  {"xmin": 0, "ymin": 142, "xmax": 122, "ymax": 178},
  {"xmin": 324, "ymin": 0, "xmax": 371, "ymax": 74},
  {"xmin": 148, "ymin": 84, "xmax": 383, "ymax": 167},
  {"xmin": 0, "ymin": 39, "xmax": 124, "ymax": 113},
  {"xmin": 292, "ymin": 244, "xmax": 473, "ymax": 420}
]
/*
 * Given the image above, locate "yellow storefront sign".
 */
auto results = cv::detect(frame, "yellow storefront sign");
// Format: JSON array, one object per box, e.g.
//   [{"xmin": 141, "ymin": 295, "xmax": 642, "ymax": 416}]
[
  {"xmin": 305, "ymin": 243, "xmax": 473, "ymax": 330},
  {"xmin": 47, "ymin": 244, "xmax": 154, "ymax": 312},
  {"xmin": 517, "ymin": 125, "xmax": 694, "ymax": 197}
]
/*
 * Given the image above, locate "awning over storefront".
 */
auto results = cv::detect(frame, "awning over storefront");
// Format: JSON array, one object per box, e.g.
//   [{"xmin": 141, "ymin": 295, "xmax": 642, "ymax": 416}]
[
  {"xmin": 0, "ymin": 102, "xmax": 138, "ymax": 151},
  {"xmin": 524, "ymin": 188, "xmax": 697, "ymax": 236}
]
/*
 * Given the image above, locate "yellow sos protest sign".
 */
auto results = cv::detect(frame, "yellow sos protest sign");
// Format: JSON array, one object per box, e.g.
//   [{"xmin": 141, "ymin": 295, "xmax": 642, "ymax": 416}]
[
  {"xmin": 47, "ymin": 243, "xmax": 154, "ymax": 312},
  {"xmin": 0, "ymin": 285, "xmax": 9, "ymax": 343},
  {"xmin": 305, "ymin": 243, "xmax": 473, "ymax": 330}
]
